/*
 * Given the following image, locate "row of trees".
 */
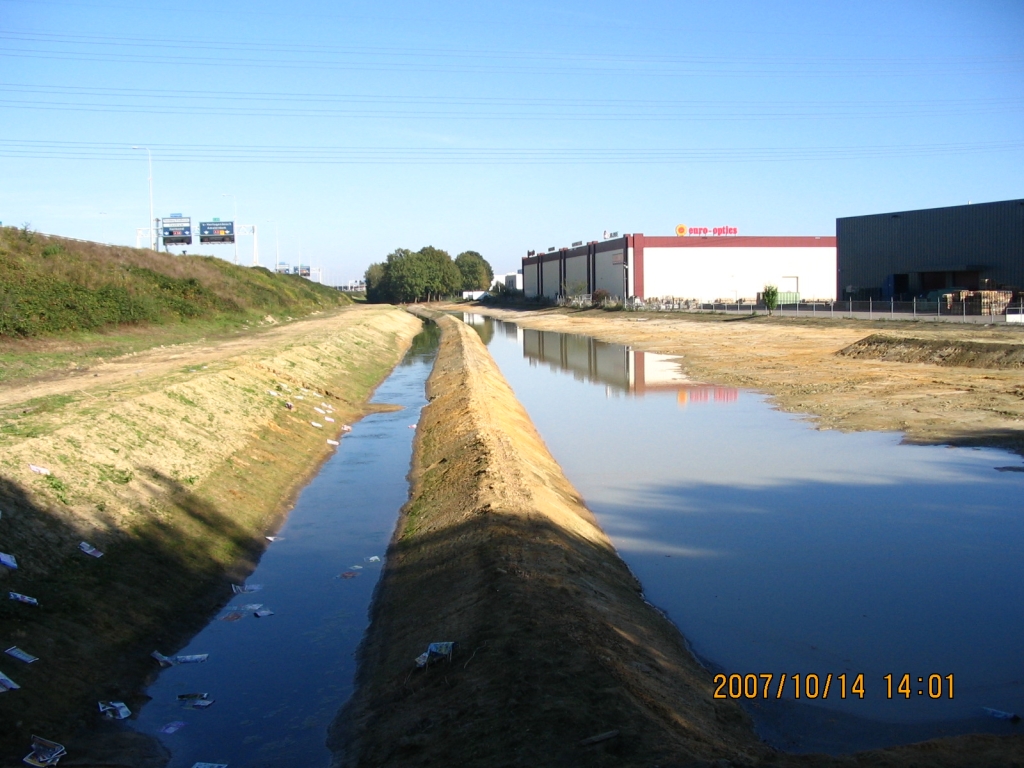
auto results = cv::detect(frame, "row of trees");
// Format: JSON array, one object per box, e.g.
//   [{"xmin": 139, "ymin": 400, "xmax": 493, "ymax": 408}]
[{"xmin": 365, "ymin": 247, "xmax": 494, "ymax": 303}]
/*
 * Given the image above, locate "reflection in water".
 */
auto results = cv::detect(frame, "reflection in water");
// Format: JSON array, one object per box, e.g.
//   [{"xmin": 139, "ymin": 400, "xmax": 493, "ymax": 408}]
[{"xmin": 463, "ymin": 313, "xmax": 1024, "ymax": 755}]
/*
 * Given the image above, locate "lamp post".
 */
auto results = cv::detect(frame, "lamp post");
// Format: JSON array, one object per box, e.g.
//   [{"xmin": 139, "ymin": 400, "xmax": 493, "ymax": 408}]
[
  {"xmin": 131, "ymin": 146, "xmax": 155, "ymax": 250},
  {"xmin": 222, "ymin": 193, "xmax": 238, "ymax": 264}
]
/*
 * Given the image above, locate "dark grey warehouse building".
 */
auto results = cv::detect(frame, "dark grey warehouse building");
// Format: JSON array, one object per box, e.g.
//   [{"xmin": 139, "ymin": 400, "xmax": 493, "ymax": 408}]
[{"xmin": 836, "ymin": 199, "xmax": 1024, "ymax": 300}]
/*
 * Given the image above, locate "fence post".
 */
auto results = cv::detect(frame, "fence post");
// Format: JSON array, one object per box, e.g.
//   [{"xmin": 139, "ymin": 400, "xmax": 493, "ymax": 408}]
[
  {"xmin": 913, "ymin": 297, "xmax": 916, "ymax": 318},
  {"xmin": 831, "ymin": 301, "xmax": 834, "ymax": 319},
  {"xmin": 849, "ymin": 298, "xmax": 852, "ymax": 318},
  {"xmin": 891, "ymin": 297, "xmax": 894, "ymax": 318},
  {"xmin": 869, "ymin": 297, "xmax": 872, "ymax": 319}
]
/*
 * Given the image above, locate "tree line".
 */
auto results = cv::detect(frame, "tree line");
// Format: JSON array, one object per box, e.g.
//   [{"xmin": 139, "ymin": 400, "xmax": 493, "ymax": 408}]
[{"xmin": 365, "ymin": 246, "xmax": 494, "ymax": 303}]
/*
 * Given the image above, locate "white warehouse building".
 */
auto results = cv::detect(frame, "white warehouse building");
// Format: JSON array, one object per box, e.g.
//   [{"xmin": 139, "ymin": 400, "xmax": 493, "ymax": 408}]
[{"xmin": 523, "ymin": 233, "xmax": 837, "ymax": 302}]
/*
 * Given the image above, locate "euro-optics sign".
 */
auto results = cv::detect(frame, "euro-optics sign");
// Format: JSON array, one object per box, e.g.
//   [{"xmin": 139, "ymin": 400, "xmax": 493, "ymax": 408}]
[{"xmin": 676, "ymin": 225, "xmax": 739, "ymax": 237}]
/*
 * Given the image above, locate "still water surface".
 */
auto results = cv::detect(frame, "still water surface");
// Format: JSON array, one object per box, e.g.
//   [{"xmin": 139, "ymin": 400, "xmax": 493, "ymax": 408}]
[
  {"xmin": 132, "ymin": 325, "xmax": 439, "ymax": 767},
  {"xmin": 466, "ymin": 313, "xmax": 1024, "ymax": 753}
]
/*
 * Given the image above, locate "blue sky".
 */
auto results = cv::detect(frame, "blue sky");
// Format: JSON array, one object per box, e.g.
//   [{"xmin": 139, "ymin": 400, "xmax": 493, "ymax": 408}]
[{"xmin": 1, "ymin": 0, "xmax": 1022, "ymax": 281}]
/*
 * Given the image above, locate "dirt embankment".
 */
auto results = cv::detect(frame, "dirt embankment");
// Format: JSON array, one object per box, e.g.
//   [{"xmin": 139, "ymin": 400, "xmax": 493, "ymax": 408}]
[
  {"xmin": 838, "ymin": 334, "xmax": 1024, "ymax": 369},
  {"xmin": 0, "ymin": 306, "xmax": 422, "ymax": 764},
  {"xmin": 450, "ymin": 305, "xmax": 1024, "ymax": 460},
  {"xmin": 335, "ymin": 309, "xmax": 1024, "ymax": 768}
]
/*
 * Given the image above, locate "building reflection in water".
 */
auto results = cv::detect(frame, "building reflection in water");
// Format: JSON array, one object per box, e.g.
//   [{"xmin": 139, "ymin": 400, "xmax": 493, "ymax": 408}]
[{"xmin": 461, "ymin": 314, "xmax": 737, "ymax": 406}]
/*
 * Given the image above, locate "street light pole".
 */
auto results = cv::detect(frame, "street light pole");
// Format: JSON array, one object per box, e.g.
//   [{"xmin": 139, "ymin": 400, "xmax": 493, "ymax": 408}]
[
  {"xmin": 131, "ymin": 146, "xmax": 155, "ymax": 250},
  {"xmin": 222, "ymin": 193, "xmax": 238, "ymax": 264}
]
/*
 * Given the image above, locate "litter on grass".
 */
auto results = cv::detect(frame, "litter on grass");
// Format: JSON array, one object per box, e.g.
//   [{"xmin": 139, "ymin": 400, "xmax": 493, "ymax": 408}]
[
  {"xmin": 266, "ymin": 390, "xmax": 278, "ymax": 396},
  {"xmin": 151, "ymin": 651, "xmax": 174, "ymax": 667},
  {"xmin": 232, "ymin": 583, "xmax": 263, "ymax": 594},
  {"xmin": 5, "ymin": 646, "xmax": 38, "ymax": 663},
  {"xmin": 9, "ymin": 592, "xmax": 38, "ymax": 606},
  {"xmin": 326, "ymin": 439, "xmax": 340, "ymax": 446},
  {"xmin": 98, "ymin": 701, "xmax": 131, "ymax": 719},
  {"xmin": 284, "ymin": 402, "xmax": 294, "ymax": 410},
  {"xmin": 314, "ymin": 407, "xmax": 326, "ymax": 414},
  {"xmin": 0, "ymin": 670, "xmax": 21, "ymax": 691},
  {"xmin": 23, "ymin": 735, "xmax": 65, "ymax": 766},
  {"xmin": 983, "ymin": 707, "xmax": 1021, "ymax": 722},
  {"xmin": 0, "ymin": 552, "xmax": 17, "ymax": 570},
  {"xmin": 78, "ymin": 542, "xmax": 103, "ymax": 558},
  {"xmin": 175, "ymin": 654, "xmax": 209, "ymax": 664},
  {"xmin": 29, "ymin": 465, "xmax": 51, "ymax": 476},
  {"xmin": 159, "ymin": 721, "xmax": 186, "ymax": 734},
  {"xmin": 325, "ymin": 417, "xmax": 335, "ymax": 422},
  {"xmin": 341, "ymin": 425, "xmax": 352, "ymax": 432},
  {"xmin": 311, "ymin": 421, "xmax": 323, "ymax": 428},
  {"xmin": 414, "ymin": 641, "xmax": 456, "ymax": 668},
  {"xmin": 254, "ymin": 609, "xmax": 274, "ymax": 618}
]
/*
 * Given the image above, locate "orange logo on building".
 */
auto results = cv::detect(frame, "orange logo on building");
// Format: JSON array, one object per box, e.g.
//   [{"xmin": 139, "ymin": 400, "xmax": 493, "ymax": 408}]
[{"xmin": 675, "ymin": 224, "xmax": 687, "ymax": 236}]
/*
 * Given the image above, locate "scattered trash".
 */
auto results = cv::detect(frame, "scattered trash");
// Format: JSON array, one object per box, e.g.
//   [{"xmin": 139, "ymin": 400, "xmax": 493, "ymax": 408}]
[
  {"xmin": 175, "ymin": 654, "xmax": 209, "ymax": 664},
  {"xmin": 190, "ymin": 763, "xmax": 228, "ymax": 768},
  {"xmin": 177, "ymin": 692, "xmax": 209, "ymax": 701},
  {"xmin": 284, "ymin": 402, "xmax": 294, "ymax": 410},
  {"xmin": 98, "ymin": 701, "xmax": 131, "ymax": 720},
  {"xmin": 266, "ymin": 390, "xmax": 278, "ymax": 396},
  {"xmin": 365, "ymin": 556, "xmax": 381, "ymax": 563},
  {"xmin": 254, "ymin": 609, "xmax": 274, "ymax": 618},
  {"xmin": 578, "ymin": 730, "xmax": 620, "ymax": 746},
  {"xmin": 240, "ymin": 603, "xmax": 263, "ymax": 611},
  {"xmin": 311, "ymin": 421, "xmax": 323, "ymax": 428},
  {"xmin": 338, "ymin": 571, "xmax": 359, "ymax": 579},
  {"xmin": 220, "ymin": 612, "xmax": 244, "ymax": 622},
  {"xmin": 325, "ymin": 417, "xmax": 335, "ymax": 423},
  {"xmin": 151, "ymin": 651, "xmax": 174, "ymax": 667},
  {"xmin": 29, "ymin": 465, "xmax": 51, "ymax": 476},
  {"xmin": 78, "ymin": 542, "xmax": 103, "ymax": 558},
  {"xmin": 5, "ymin": 647, "xmax": 38, "ymax": 664},
  {"xmin": 296, "ymin": 396, "xmax": 304, "ymax": 400},
  {"xmin": 341, "ymin": 425, "xmax": 352, "ymax": 432},
  {"xmin": 22, "ymin": 735, "xmax": 65, "ymax": 766},
  {"xmin": 314, "ymin": 407, "xmax": 326, "ymax": 414},
  {"xmin": 321, "ymin": 402, "xmax": 329, "ymax": 408},
  {"xmin": 407, "ymin": 424, "xmax": 416, "ymax": 429},
  {"xmin": 159, "ymin": 721, "xmax": 186, "ymax": 734},
  {"xmin": 983, "ymin": 707, "xmax": 1021, "ymax": 722},
  {"xmin": 414, "ymin": 641, "xmax": 456, "ymax": 668},
  {"xmin": 232, "ymin": 584, "xmax": 263, "ymax": 594},
  {"xmin": 0, "ymin": 670, "xmax": 21, "ymax": 691},
  {"xmin": 265, "ymin": 536, "xmax": 283, "ymax": 542},
  {"xmin": 349, "ymin": 565, "xmax": 363, "ymax": 570},
  {"xmin": 9, "ymin": 592, "xmax": 38, "ymax": 606},
  {"xmin": 326, "ymin": 439, "xmax": 340, "ymax": 446},
  {"xmin": 179, "ymin": 693, "xmax": 214, "ymax": 710},
  {"xmin": 0, "ymin": 552, "xmax": 17, "ymax": 570}
]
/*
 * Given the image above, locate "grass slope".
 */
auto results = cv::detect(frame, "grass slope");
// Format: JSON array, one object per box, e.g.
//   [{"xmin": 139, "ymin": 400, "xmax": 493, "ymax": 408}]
[{"xmin": 0, "ymin": 226, "xmax": 348, "ymax": 338}]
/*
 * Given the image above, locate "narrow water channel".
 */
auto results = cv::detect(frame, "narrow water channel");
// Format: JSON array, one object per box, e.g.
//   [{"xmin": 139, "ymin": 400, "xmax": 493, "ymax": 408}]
[
  {"xmin": 464, "ymin": 313, "xmax": 1024, "ymax": 754},
  {"xmin": 132, "ymin": 323, "xmax": 439, "ymax": 768}
]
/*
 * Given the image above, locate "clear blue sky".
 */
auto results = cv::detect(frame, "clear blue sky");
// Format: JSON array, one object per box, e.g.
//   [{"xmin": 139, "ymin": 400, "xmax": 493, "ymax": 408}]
[{"xmin": 1, "ymin": 0, "xmax": 1022, "ymax": 282}]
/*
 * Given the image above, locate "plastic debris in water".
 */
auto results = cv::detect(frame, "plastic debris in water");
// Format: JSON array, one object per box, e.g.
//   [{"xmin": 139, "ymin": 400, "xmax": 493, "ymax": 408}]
[
  {"xmin": 311, "ymin": 421, "xmax": 323, "ymax": 428},
  {"xmin": 5, "ymin": 646, "xmax": 38, "ymax": 664},
  {"xmin": 365, "ymin": 556, "xmax": 381, "ymax": 563},
  {"xmin": 29, "ymin": 464, "xmax": 51, "ymax": 476},
  {"xmin": 175, "ymin": 654, "xmax": 209, "ymax": 664},
  {"xmin": 177, "ymin": 692, "xmax": 208, "ymax": 701},
  {"xmin": 983, "ymin": 707, "xmax": 1021, "ymax": 722},
  {"xmin": 414, "ymin": 641, "xmax": 456, "ymax": 668},
  {"xmin": 220, "ymin": 612, "xmax": 244, "ymax": 622},
  {"xmin": 98, "ymin": 701, "xmax": 131, "ymax": 720},
  {"xmin": 326, "ymin": 439, "xmax": 340, "ymax": 446},
  {"xmin": 23, "ymin": 735, "xmax": 65, "ymax": 766},
  {"xmin": 349, "ymin": 565, "xmax": 363, "ymax": 570},
  {"xmin": 240, "ymin": 603, "xmax": 263, "ymax": 611},
  {"xmin": 9, "ymin": 592, "xmax": 38, "ymax": 606},
  {"xmin": 338, "ymin": 571, "xmax": 359, "ymax": 579},
  {"xmin": 407, "ymin": 424, "xmax": 416, "ymax": 429},
  {"xmin": 232, "ymin": 584, "xmax": 263, "ymax": 594},
  {"xmin": 0, "ymin": 670, "xmax": 21, "ymax": 691},
  {"xmin": 79, "ymin": 542, "xmax": 103, "ymax": 558},
  {"xmin": 151, "ymin": 651, "xmax": 174, "ymax": 667},
  {"xmin": 159, "ymin": 721, "xmax": 186, "ymax": 734},
  {"xmin": 341, "ymin": 425, "xmax": 352, "ymax": 432},
  {"xmin": 178, "ymin": 693, "xmax": 214, "ymax": 710},
  {"xmin": 0, "ymin": 552, "xmax": 17, "ymax": 570},
  {"xmin": 190, "ymin": 763, "xmax": 228, "ymax": 768},
  {"xmin": 265, "ymin": 536, "xmax": 282, "ymax": 542},
  {"xmin": 254, "ymin": 609, "xmax": 274, "ymax": 618}
]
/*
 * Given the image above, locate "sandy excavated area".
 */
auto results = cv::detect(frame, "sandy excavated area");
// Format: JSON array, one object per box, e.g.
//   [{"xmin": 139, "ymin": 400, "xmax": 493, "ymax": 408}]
[
  {"xmin": 332, "ymin": 310, "xmax": 1024, "ymax": 768},
  {"xmin": 449, "ymin": 304, "xmax": 1024, "ymax": 460}
]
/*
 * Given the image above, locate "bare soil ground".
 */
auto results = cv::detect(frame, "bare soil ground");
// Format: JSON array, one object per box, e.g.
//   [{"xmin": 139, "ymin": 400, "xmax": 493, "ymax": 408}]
[
  {"xmin": 449, "ymin": 304, "xmax": 1024, "ymax": 460},
  {"xmin": 334, "ymin": 307, "xmax": 1024, "ymax": 768},
  {"xmin": 0, "ymin": 306, "xmax": 422, "ymax": 765}
]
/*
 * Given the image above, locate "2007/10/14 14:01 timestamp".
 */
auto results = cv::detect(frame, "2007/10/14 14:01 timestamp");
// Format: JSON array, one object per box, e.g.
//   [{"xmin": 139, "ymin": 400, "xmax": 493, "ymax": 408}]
[{"xmin": 712, "ymin": 673, "xmax": 955, "ymax": 700}]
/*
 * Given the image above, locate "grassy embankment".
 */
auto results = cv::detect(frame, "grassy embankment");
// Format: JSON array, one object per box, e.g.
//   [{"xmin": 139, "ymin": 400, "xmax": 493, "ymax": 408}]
[
  {"xmin": 334, "ymin": 309, "xmax": 1024, "ymax": 768},
  {"xmin": 0, "ymin": 230, "xmax": 423, "ymax": 762}
]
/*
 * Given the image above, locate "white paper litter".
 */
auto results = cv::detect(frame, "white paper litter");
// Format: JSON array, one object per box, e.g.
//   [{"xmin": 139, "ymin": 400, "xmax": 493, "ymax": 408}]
[
  {"xmin": 265, "ymin": 536, "xmax": 282, "ymax": 542},
  {"xmin": 314, "ymin": 407, "xmax": 326, "ymax": 414},
  {"xmin": 159, "ymin": 721, "xmax": 186, "ymax": 734},
  {"xmin": 0, "ymin": 670, "xmax": 21, "ymax": 691},
  {"xmin": 365, "ymin": 555, "xmax": 381, "ymax": 563},
  {"xmin": 0, "ymin": 553, "xmax": 17, "ymax": 570},
  {"xmin": 98, "ymin": 700, "xmax": 131, "ymax": 719},
  {"xmin": 9, "ymin": 592, "xmax": 38, "ymax": 606},
  {"xmin": 240, "ymin": 603, "xmax": 263, "ymax": 611},
  {"xmin": 266, "ymin": 390, "xmax": 278, "ymax": 396},
  {"xmin": 29, "ymin": 464, "xmax": 51, "ymax": 476},
  {"xmin": 79, "ymin": 542, "xmax": 103, "ymax": 558},
  {"xmin": 325, "ymin": 417, "xmax": 335, "ymax": 423},
  {"xmin": 5, "ymin": 646, "xmax": 38, "ymax": 664},
  {"xmin": 326, "ymin": 439, "xmax": 340, "ymax": 446},
  {"xmin": 254, "ymin": 609, "xmax": 274, "ymax": 618},
  {"xmin": 341, "ymin": 425, "xmax": 352, "ymax": 432},
  {"xmin": 349, "ymin": 565, "xmax": 363, "ymax": 570}
]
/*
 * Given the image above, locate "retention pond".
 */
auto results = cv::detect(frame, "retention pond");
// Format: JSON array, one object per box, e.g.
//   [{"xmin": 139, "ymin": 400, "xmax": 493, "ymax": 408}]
[
  {"xmin": 464, "ymin": 313, "xmax": 1024, "ymax": 754},
  {"xmin": 132, "ymin": 324, "xmax": 438, "ymax": 767}
]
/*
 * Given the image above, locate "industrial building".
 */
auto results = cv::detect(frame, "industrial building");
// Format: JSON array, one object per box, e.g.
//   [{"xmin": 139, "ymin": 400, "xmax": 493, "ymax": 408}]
[
  {"xmin": 523, "ymin": 233, "xmax": 837, "ymax": 302},
  {"xmin": 837, "ymin": 199, "xmax": 1024, "ymax": 299}
]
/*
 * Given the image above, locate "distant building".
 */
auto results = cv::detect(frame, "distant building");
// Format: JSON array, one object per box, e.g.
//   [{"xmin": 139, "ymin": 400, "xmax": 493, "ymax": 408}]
[
  {"xmin": 492, "ymin": 270, "xmax": 524, "ymax": 292},
  {"xmin": 523, "ymin": 234, "xmax": 836, "ymax": 302},
  {"xmin": 837, "ymin": 199, "xmax": 1024, "ymax": 299}
]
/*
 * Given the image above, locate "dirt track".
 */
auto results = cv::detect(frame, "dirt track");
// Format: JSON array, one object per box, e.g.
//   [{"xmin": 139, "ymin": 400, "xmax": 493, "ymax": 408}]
[
  {"xmin": 332, "ymin": 309, "xmax": 1024, "ymax": 768},
  {"xmin": 449, "ymin": 305, "xmax": 1024, "ymax": 460}
]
